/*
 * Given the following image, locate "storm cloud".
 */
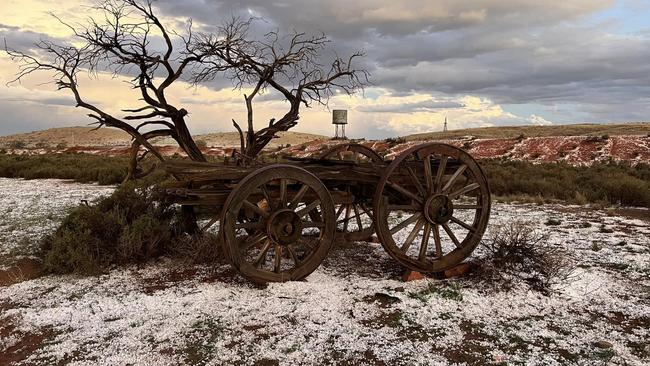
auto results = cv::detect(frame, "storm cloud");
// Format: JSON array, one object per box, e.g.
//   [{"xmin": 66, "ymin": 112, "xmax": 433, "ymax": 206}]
[{"xmin": 1, "ymin": 0, "xmax": 649, "ymax": 137}]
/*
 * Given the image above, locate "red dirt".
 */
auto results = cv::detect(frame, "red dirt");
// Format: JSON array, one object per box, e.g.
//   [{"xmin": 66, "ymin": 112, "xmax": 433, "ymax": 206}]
[{"xmin": 4, "ymin": 135, "xmax": 650, "ymax": 165}]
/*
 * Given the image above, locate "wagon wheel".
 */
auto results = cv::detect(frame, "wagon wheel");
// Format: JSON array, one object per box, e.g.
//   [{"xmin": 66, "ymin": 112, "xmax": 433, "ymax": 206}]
[
  {"xmin": 319, "ymin": 143, "xmax": 381, "ymax": 242},
  {"xmin": 373, "ymin": 143, "xmax": 491, "ymax": 273},
  {"xmin": 221, "ymin": 164, "xmax": 336, "ymax": 283}
]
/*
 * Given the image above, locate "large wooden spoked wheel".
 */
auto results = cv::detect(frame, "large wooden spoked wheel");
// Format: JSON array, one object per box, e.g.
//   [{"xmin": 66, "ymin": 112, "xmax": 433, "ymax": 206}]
[
  {"xmin": 319, "ymin": 143, "xmax": 382, "ymax": 242},
  {"xmin": 373, "ymin": 143, "xmax": 491, "ymax": 273},
  {"xmin": 221, "ymin": 165, "xmax": 336, "ymax": 283}
]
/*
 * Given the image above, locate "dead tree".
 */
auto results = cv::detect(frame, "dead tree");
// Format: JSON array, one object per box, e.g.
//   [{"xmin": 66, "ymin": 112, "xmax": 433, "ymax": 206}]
[
  {"xmin": 190, "ymin": 18, "xmax": 369, "ymax": 161},
  {"xmin": 4, "ymin": 0, "xmax": 217, "ymax": 180},
  {"xmin": 5, "ymin": 0, "xmax": 368, "ymax": 174}
]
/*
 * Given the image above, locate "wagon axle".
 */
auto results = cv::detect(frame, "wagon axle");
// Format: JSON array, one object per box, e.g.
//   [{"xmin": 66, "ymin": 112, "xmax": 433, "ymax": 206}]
[
  {"xmin": 424, "ymin": 194, "xmax": 454, "ymax": 225},
  {"xmin": 267, "ymin": 209, "xmax": 303, "ymax": 245}
]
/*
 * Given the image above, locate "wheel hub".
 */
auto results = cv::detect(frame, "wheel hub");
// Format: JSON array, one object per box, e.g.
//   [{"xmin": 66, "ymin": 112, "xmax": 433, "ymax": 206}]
[
  {"xmin": 424, "ymin": 194, "xmax": 454, "ymax": 224},
  {"xmin": 267, "ymin": 209, "xmax": 303, "ymax": 245}
]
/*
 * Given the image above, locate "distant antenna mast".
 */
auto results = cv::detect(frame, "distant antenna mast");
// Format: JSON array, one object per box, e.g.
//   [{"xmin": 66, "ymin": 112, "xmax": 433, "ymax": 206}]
[{"xmin": 443, "ymin": 116, "xmax": 448, "ymax": 132}]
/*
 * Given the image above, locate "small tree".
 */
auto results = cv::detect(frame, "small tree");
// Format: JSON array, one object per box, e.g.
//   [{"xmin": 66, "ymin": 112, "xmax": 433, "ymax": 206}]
[{"xmin": 5, "ymin": 0, "xmax": 367, "ymax": 178}]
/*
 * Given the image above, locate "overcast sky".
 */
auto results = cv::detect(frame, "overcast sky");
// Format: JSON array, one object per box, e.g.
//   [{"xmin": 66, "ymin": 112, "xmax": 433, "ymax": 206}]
[{"xmin": 1, "ymin": 0, "xmax": 649, "ymax": 139}]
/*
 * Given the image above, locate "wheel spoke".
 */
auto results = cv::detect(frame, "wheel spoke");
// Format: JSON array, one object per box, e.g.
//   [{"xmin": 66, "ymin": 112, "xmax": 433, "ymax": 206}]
[
  {"xmin": 433, "ymin": 224, "xmax": 442, "ymax": 257},
  {"xmin": 423, "ymin": 155, "xmax": 433, "ymax": 195},
  {"xmin": 442, "ymin": 223, "xmax": 461, "ymax": 247},
  {"xmin": 287, "ymin": 245, "xmax": 300, "ymax": 266},
  {"xmin": 242, "ymin": 200, "xmax": 270, "ymax": 218},
  {"xmin": 390, "ymin": 212, "xmax": 422, "ymax": 234},
  {"xmin": 353, "ymin": 204, "xmax": 363, "ymax": 230},
  {"xmin": 254, "ymin": 240, "xmax": 272, "ymax": 267},
  {"xmin": 343, "ymin": 205, "xmax": 351, "ymax": 232},
  {"xmin": 360, "ymin": 203, "xmax": 373, "ymax": 217},
  {"xmin": 273, "ymin": 245, "xmax": 282, "ymax": 273},
  {"xmin": 450, "ymin": 216, "xmax": 476, "ymax": 233},
  {"xmin": 288, "ymin": 184, "xmax": 310, "ymax": 209},
  {"xmin": 260, "ymin": 183, "xmax": 275, "ymax": 211},
  {"xmin": 407, "ymin": 166, "xmax": 426, "ymax": 198},
  {"xmin": 434, "ymin": 156, "xmax": 448, "ymax": 193},
  {"xmin": 297, "ymin": 200, "xmax": 321, "ymax": 218},
  {"xmin": 334, "ymin": 204, "xmax": 345, "ymax": 219},
  {"xmin": 442, "ymin": 164, "xmax": 468, "ymax": 193},
  {"xmin": 449, "ymin": 183, "xmax": 480, "ymax": 199},
  {"xmin": 301, "ymin": 238, "xmax": 317, "ymax": 251},
  {"xmin": 419, "ymin": 223, "xmax": 431, "ymax": 261},
  {"xmin": 387, "ymin": 204, "xmax": 420, "ymax": 211},
  {"xmin": 201, "ymin": 216, "xmax": 219, "ymax": 232},
  {"xmin": 240, "ymin": 232, "xmax": 267, "ymax": 251},
  {"xmin": 235, "ymin": 221, "xmax": 264, "ymax": 230},
  {"xmin": 280, "ymin": 179, "xmax": 288, "ymax": 208},
  {"xmin": 387, "ymin": 181, "xmax": 423, "ymax": 204},
  {"xmin": 401, "ymin": 218, "xmax": 424, "ymax": 253}
]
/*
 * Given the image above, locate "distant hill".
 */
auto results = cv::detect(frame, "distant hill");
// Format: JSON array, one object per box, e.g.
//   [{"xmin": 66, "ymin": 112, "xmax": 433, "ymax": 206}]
[
  {"xmin": 405, "ymin": 122, "xmax": 650, "ymax": 141},
  {"xmin": 0, "ymin": 127, "xmax": 132, "ymax": 148},
  {"xmin": 0, "ymin": 126, "xmax": 326, "ymax": 148}
]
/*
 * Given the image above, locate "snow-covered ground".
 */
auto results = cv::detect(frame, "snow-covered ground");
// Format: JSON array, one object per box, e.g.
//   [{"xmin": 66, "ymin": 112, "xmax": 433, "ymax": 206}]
[
  {"xmin": 0, "ymin": 178, "xmax": 648, "ymax": 365},
  {"xmin": 0, "ymin": 178, "xmax": 114, "ymax": 270}
]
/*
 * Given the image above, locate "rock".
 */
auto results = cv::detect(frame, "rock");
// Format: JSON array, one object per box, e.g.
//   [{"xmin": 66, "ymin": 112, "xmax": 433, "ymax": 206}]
[
  {"xmin": 443, "ymin": 262, "xmax": 474, "ymax": 278},
  {"xmin": 402, "ymin": 270, "xmax": 425, "ymax": 282},
  {"xmin": 594, "ymin": 341, "xmax": 613, "ymax": 349}
]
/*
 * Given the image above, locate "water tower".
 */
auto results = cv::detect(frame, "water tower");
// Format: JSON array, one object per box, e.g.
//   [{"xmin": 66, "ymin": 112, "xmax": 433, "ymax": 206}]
[{"xmin": 332, "ymin": 109, "xmax": 348, "ymax": 139}]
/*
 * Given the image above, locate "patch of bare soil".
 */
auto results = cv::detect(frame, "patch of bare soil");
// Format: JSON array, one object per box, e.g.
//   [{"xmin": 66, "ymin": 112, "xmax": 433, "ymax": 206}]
[{"xmin": 0, "ymin": 258, "xmax": 43, "ymax": 287}]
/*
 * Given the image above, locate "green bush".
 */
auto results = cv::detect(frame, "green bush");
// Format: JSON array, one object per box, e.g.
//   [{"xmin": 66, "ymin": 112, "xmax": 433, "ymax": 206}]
[
  {"xmin": 40, "ymin": 183, "xmax": 179, "ymax": 274},
  {"xmin": 8, "ymin": 140, "xmax": 27, "ymax": 149},
  {"xmin": 39, "ymin": 182, "xmax": 223, "ymax": 274},
  {"xmin": 0, "ymin": 153, "xmax": 131, "ymax": 185},
  {"xmin": 482, "ymin": 160, "xmax": 650, "ymax": 208}
]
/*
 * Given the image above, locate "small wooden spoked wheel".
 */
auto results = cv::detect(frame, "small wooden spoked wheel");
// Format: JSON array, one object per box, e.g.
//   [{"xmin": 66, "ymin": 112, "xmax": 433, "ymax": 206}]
[
  {"xmin": 373, "ymin": 143, "xmax": 491, "ymax": 273},
  {"xmin": 319, "ymin": 143, "xmax": 382, "ymax": 242},
  {"xmin": 221, "ymin": 164, "xmax": 336, "ymax": 283}
]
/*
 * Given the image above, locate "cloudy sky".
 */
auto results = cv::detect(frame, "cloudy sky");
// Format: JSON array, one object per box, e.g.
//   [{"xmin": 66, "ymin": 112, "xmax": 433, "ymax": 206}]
[{"xmin": 1, "ymin": 0, "xmax": 649, "ymax": 139}]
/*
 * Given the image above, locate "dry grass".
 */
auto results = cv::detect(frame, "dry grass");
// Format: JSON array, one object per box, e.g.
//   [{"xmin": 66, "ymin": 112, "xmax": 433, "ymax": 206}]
[{"xmin": 472, "ymin": 221, "xmax": 576, "ymax": 294}]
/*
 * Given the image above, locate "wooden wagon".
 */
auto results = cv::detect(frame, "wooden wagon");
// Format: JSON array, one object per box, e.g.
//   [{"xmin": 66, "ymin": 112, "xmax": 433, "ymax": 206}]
[{"xmin": 164, "ymin": 142, "xmax": 491, "ymax": 283}]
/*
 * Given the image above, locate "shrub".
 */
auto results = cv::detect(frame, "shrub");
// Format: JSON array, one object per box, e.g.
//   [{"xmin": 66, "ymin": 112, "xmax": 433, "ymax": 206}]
[
  {"xmin": 8, "ymin": 140, "xmax": 27, "ymax": 149},
  {"xmin": 385, "ymin": 137, "xmax": 406, "ymax": 144},
  {"xmin": 56, "ymin": 142, "xmax": 68, "ymax": 149},
  {"xmin": 473, "ymin": 221, "xmax": 575, "ymax": 294},
  {"xmin": 40, "ymin": 183, "xmax": 179, "ymax": 274},
  {"xmin": 0, "ymin": 153, "xmax": 135, "ymax": 185},
  {"xmin": 39, "ymin": 182, "xmax": 223, "ymax": 274},
  {"xmin": 482, "ymin": 160, "xmax": 650, "ymax": 208},
  {"xmin": 196, "ymin": 139, "xmax": 208, "ymax": 148}
]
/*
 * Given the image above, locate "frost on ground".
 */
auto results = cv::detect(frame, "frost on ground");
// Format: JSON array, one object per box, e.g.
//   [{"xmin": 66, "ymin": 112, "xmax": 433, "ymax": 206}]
[
  {"xmin": 0, "ymin": 178, "xmax": 114, "ymax": 270},
  {"xmin": 0, "ymin": 179, "xmax": 649, "ymax": 365}
]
